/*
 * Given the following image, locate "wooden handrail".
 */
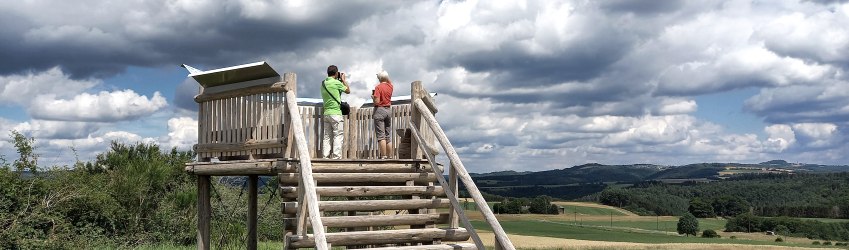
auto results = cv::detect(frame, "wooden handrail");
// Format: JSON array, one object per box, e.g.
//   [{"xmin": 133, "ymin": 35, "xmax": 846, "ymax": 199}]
[
  {"xmin": 285, "ymin": 90, "xmax": 328, "ymax": 250},
  {"xmin": 412, "ymin": 99, "xmax": 516, "ymax": 250},
  {"xmin": 408, "ymin": 121, "xmax": 484, "ymax": 248}
]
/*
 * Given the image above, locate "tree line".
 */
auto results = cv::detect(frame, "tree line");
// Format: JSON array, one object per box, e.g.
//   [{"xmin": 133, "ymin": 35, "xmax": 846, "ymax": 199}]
[
  {"xmin": 492, "ymin": 195, "xmax": 559, "ymax": 214},
  {"xmin": 725, "ymin": 213, "xmax": 849, "ymax": 241},
  {"xmin": 596, "ymin": 173, "xmax": 849, "ymax": 219}
]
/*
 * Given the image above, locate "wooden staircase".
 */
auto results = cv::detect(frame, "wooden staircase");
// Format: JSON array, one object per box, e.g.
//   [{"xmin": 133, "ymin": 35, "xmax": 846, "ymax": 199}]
[{"xmin": 279, "ymin": 160, "xmax": 475, "ymax": 249}]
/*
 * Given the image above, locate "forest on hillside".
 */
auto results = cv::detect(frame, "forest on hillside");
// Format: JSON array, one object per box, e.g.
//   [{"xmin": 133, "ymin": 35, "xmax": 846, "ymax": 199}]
[{"xmin": 592, "ymin": 173, "xmax": 849, "ymax": 218}]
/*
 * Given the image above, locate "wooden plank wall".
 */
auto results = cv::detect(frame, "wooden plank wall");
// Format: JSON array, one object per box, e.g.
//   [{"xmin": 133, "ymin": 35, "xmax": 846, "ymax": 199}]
[{"xmin": 197, "ymin": 92, "xmax": 286, "ymax": 160}]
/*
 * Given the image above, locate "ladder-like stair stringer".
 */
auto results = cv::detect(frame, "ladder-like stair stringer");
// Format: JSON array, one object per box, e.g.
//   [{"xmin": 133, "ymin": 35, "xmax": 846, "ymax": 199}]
[{"xmin": 280, "ymin": 159, "xmax": 476, "ymax": 249}]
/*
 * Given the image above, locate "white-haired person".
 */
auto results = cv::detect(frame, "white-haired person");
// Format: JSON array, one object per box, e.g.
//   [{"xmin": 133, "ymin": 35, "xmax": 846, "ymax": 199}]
[{"xmin": 372, "ymin": 70, "xmax": 394, "ymax": 159}]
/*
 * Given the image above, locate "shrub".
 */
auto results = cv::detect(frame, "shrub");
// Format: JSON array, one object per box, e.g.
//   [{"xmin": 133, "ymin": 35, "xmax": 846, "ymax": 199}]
[
  {"xmin": 812, "ymin": 241, "xmax": 820, "ymax": 245},
  {"xmin": 824, "ymin": 241, "xmax": 832, "ymax": 245},
  {"xmin": 677, "ymin": 213, "xmax": 699, "ymax": 236},
  {"xmin": 775, "ymin": 237, "xmax": 783, "ymax": 242},
  {"xmin": 701, "ymin": 229, "xmax": 720, "ymax": 238},
  {"xmin": 730, "ymin": 236, "xmax": 737, "ymax": 239}
]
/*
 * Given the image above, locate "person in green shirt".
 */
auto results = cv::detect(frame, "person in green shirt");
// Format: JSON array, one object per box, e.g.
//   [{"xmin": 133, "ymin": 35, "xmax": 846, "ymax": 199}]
[{"xmin": 321, "ymin": 65, "xmax": 350, "ymax": 159}]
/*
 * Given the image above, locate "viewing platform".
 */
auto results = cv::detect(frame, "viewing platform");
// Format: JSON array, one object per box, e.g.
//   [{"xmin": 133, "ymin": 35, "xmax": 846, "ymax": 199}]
[{"xmin": 183, "ymin": 62, "xmax": 513, "ymax": 250}]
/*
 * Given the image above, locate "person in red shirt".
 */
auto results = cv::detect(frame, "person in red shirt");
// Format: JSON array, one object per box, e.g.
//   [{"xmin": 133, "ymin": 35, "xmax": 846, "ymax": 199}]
[{"xmin": 372, "ymin": 70, "xmax": 394, "ymax": 159}]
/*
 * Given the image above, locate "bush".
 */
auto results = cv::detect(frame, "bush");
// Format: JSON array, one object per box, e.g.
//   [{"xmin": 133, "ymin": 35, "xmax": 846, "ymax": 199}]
[
  {"xmin": 812, "ymin": 241, "xmax": 820, "ymax": 245},
  {"xmin": 701, "ymin": 229, "xmax": 720, "ymax": 238},
  {"xmin": 834, "ymin": 242, "xmax": 846, "ymax": 246},
  {"xmin": 775, "ymin": 237, "xmax": 783, "ymax": 242},
  {"xmin": 677, "ymin": 213, "xmax": 699, "ymax": 236},
  {"xmin": 824, "ymin": 241, "xmax": 832, "ymax": 245},
  {"xmin": 730, "ymin": 236, "xmax": 737, "ymax": 239}
]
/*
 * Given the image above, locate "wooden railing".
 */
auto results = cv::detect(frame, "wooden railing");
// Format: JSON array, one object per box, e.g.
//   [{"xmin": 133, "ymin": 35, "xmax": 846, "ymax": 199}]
[
  {"xmin": 295, "ymin": 103, "xmax": 418, "ymax": 159},
  {"xmin": 408, "ymin": 83, "xmax": 516, "ymax": 250},
  {"xmin": 283, "ymin": 76, "xmax": 328, "ymax": 249},
  {"xmin": 195, "ymin": 79, "xmax": 433, "ymax": 161}
]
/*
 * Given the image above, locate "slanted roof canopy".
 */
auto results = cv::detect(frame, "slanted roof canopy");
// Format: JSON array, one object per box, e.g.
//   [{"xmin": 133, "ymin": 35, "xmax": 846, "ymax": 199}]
[{"xmin": 190, "ymin": 61, "xmax": 280, "ymax": 88}]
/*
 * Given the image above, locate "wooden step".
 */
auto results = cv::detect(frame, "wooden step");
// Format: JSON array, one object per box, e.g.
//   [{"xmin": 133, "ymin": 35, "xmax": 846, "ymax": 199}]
[
  {"xmin": 278, "ymin": 173, "xmax": 438, "ymax": 184},
  {"xmin": 185, "ymin": 158, "xmax": 434, "ymax": 175},
  {"xmin": 280, "ymin": 186, "xmax": 445, "ymax": 198},
  {"xmin": 282, "ymin": 198, "xmax": 450, "ymax": 214},
  {"xmin": 359, "ymin": 243, "xmax": 477, "ymax": 250},
  {"xmin": 320, "ymin": 214, "xmax": 449, "ymax": 227},
  {"xmin": 306, "ymin": 162, "xmax": 437, "ymax": 173},
  {"xmin": 286, "ymin": 228, "xmax": 470, "ymax": 248}
]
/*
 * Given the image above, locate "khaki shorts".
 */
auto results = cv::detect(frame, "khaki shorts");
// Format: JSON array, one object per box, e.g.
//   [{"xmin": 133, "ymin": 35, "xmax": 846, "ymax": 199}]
[{"xmin": 373, "ymin": 106, "xmax": 391, "ymax": 141}]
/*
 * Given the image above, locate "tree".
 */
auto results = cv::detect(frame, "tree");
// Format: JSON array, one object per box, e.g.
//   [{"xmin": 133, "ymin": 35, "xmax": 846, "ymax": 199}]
[
  {"xmin": 677, "ymin": 213, "xmax": 699, "ymax": 236},
  {"xmin": 688, "ymin": 198, "xmax": 716, "ymax": 218},
  {"xmin": 598, "ymin": 188, "xmax": 630, "ymax": 207},
  {"xmin": 10, "ymin": 130, "xmax": 38, "ymax": 173},
  {"xmin": 712, "ymin": 195, "xmax": 749, "ymax": 217}
]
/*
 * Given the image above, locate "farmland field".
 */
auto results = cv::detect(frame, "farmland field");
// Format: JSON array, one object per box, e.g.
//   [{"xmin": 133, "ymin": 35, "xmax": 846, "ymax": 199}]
[{"xmin": 460, "ymin": 201, "xmax": 842, "ymax": 249}]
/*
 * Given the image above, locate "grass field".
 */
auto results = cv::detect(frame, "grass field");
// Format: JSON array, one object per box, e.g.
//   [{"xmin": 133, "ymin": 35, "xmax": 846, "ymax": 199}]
[{"xmin": 470, "ymin": 219, "xmax": 833, "ymax": 248}]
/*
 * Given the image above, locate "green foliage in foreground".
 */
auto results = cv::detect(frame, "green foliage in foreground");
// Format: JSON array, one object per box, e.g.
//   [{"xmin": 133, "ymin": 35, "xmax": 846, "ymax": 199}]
[
  {"xmin": 0, "ymin": 131, "xmax": 284, "ymax": 249},
  {"xmin": 1, "ymin": 139, "xmax": 197, "ymax": 249}
]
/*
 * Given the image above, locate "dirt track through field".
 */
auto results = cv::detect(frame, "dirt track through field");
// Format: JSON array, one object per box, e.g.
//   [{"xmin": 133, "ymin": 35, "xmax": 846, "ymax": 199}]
[
  {"xmin": 552, "ymin": 202, "xmax": 639, "ymax": 216},
  {"xmin": 470, "ymin": 232, "xmax": 840, "ymax": 250}
]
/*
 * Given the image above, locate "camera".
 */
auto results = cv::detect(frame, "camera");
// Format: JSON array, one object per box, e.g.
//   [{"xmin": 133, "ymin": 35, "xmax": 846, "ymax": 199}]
[{"xmin": 336, "ymin": 72, "xmax": 345, "ymax": 81}]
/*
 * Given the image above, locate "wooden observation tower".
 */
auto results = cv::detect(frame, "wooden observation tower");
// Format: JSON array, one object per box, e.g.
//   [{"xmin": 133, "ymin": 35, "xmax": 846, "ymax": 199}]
[{"xmin": 183, "ymin": 62, "xmax": 514, "ymax": 250}]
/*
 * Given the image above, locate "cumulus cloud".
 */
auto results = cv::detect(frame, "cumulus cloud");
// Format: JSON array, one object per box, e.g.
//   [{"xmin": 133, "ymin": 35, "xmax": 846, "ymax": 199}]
[
  {"xmin": 765, "ymin": 124, "xmax": 796, "ymax": 152},
  {"xmin": 3, "ymin": 0, "xmax": 849, "ymax": 171},
  {"xmin": 0, "ymin": 67, "xmax": 98, "ymax": 105},
  {"xmin": 792, "ymin": 123, "xmax": 839, "ymax": 148},
  {"xmin": 160, "ymin": 117, "xmax": 198, "ymax": 151},
  {"xmin": 12, "ymin": 120, "xmax": 98, "ymax": 139},
  {"xmin": 29, "ymin": 90, "xmax": 167, "ymax": 122}
]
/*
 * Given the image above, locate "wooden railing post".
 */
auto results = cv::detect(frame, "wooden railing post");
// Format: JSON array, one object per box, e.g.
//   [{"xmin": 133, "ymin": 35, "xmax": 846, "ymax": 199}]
[
  {"xmin": 410, "ymin": 81, "xmax": 423, "ymax": 159},
  {"xmin": 284, "ymin": 85, "xmax": 328, "ymax": 250},
  {"xmin": 449, "ymin": 163, "xmax": 459, "ymax": 228},
  {"xmin": 247, "ymin": 175, "xmax": 258, "ymax": 250},
  {"xmin": 197, "ymin": 175, "xmax": 211, "ymax": 250},
  {"xmin": 283, "ymin": 73, "xmax": 297, "ymax": 158}
]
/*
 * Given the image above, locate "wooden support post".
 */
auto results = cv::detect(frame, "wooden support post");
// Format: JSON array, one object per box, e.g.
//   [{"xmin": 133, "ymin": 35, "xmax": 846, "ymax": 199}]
[
  {"xmin": 410, "ymin": 81, "xmax": 423, "ymax": 160},
  {"xmin": 247, "ymin": 175, "xmax": 258, "ymax": 250},
  {"xmin": 283, "ymin": 73, "xmax": 297, "ymax": 158},
  {"xmin": 449, "ymin": 163, "xmax": 459, "ymax": 228},
  {"xmin": 197, "ymin": 175, "xmax": 211, "ymax": 250}
]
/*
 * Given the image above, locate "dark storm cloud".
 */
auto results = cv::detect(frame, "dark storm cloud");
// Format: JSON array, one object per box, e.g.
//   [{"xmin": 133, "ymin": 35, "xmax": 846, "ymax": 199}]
[
  {"xmin": 599, "ymin": 0, "xmax": 684, "ymax": 14},
  {"xmin": 0, "ymin": 1, "xmax": 400, "ymax": 79},
  {"xmin": 174, "ymin": 79, "xmax": 200, "ymax": 112}
]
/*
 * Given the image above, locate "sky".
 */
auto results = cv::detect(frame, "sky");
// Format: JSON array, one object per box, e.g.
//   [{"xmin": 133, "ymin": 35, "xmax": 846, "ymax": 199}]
[{"xmin": 1, "ymin": 0, "xmax": 848, "ymax": 173}]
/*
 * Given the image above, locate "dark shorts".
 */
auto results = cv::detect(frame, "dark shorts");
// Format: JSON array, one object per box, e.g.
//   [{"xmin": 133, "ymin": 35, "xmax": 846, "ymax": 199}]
[{"xmin": 373, "ymin": 106, "xmax": 391, "ymax": 141}]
